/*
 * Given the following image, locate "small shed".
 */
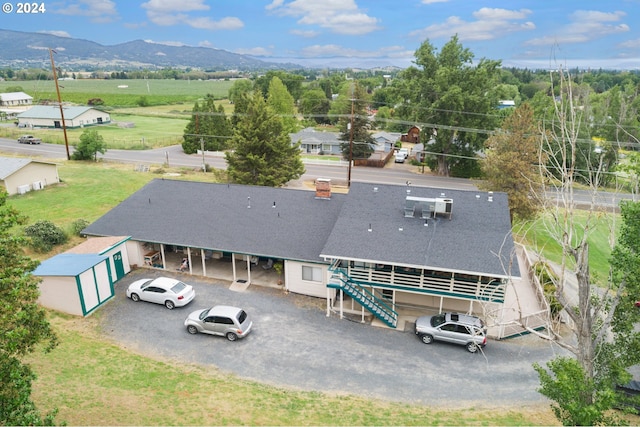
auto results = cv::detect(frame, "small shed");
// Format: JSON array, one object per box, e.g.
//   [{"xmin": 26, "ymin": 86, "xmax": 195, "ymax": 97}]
[
  {"xmin": 0, "ymin": 156, "xmax": 60, "ymax": 195},
  {"xmin": 17, "ymin": 105, "xmax": 111, "ymax": 129},
  {"xmin": 33, "ymin": 236, "xmax": 131, "ymax": 316}
]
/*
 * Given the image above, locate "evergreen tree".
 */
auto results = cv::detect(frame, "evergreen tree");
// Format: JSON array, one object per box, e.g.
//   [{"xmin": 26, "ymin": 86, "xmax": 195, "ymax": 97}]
[
  {"xmin": 337, "ymin": 82, "xmax": 374, "ymax": 160},
  {"xmin": 182, "ymin": 95, "xmax": 232, "ymax": 154},
  {"xmin": 225, "ymin": 94, "xmax": 304, "ymax": 187}
]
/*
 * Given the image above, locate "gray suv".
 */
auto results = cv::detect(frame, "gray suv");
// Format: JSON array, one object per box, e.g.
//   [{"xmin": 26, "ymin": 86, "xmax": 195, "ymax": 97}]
[{"xmin": 415, "ymin": 312, "xmax": 487, "ymax": 353}]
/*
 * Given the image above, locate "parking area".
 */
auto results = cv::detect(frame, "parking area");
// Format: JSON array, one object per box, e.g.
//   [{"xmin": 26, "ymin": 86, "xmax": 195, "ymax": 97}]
[{"xmin": 98, "ymin": 268, "xmax": 558, "ymax": 407}]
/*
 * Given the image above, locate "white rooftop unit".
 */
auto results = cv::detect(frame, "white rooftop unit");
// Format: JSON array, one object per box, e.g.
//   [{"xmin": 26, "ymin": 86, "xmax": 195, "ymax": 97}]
[{"xmin": 404, "ymin": 196, "xmax": 453, "ymax": 220}]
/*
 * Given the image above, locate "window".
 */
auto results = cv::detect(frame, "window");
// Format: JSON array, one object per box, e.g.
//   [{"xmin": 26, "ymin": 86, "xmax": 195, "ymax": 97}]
[{"xmin": 302, "ymin": 266, "xmax": 322, "ymax": 282}]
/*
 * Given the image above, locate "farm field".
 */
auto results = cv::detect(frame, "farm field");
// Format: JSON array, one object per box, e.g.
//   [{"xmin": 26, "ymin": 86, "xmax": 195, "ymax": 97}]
[{"xmin": 0, "ymin": 78, "xmax": 235, "ymax": 107}]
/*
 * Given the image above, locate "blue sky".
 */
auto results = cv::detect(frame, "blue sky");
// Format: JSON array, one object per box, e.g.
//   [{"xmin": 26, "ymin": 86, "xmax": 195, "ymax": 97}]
[{"xmin": 2, "ymin": 0, "xmax": 640, "ymax": 69}]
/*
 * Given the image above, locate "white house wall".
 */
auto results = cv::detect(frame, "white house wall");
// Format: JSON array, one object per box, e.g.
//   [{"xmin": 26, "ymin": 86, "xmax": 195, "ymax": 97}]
[
  {"xmin": 3, "ymin": 163, "xmax": 59, "ymax": 195},
  {"xmin": 37, "ymin": 276, "xmax": 84, "ymax": 316},
  {"xmin": 285, "ymin": 260, "xmax": 335, "ymax": 299},
  {"xmin": 103, "ymin": 244, "xmax": 131, "ymax": 277},
  {"xmin": 93, "ymin": 261, "xmax": 113, "ymax": 304}
]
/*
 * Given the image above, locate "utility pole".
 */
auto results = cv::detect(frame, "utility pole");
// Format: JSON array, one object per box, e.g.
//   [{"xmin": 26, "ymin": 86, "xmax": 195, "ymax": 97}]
[
  {"xmin": 347, "ymin": 84, "xmax": 355, "ymax": 188},
  {"xmin": 49, "ymin": 48, "xmax": 70, "ymax": 160}
]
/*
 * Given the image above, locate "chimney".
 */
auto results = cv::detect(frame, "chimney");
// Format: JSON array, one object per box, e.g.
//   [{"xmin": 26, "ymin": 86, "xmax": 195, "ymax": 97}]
[{"xmin": 315, "ymin": 178, "xmax": 331, "ymax": 199}]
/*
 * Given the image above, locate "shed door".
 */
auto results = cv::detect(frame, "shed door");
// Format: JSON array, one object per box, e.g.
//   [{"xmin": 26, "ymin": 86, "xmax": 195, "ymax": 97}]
[{"xmin": 113, "ymin": 251, "xmax": 125, "ymax": 280}]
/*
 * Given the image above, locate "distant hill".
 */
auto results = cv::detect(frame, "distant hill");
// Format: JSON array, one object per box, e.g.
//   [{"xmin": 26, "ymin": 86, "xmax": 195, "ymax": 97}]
[{"xmin": 0, "ymin": 29, "xmax": 302, "ymax": 71}]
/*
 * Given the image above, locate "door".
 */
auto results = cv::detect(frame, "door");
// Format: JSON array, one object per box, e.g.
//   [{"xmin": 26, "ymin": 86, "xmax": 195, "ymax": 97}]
[{"xmin": 113, "ymin": 251, "xmax": 125, "ymax": 280}]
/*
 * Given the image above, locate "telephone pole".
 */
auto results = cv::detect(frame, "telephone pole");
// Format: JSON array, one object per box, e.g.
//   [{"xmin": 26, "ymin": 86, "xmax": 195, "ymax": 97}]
[{"xmin": 49, "ymin": 48, "xmax": 70, "ymax": 160}]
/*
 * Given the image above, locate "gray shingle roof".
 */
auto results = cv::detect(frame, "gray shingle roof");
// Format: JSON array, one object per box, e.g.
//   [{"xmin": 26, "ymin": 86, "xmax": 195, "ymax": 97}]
[
  {"xmin": 319, "ymin": 182, "xmax": 520, "ymax": 278},
  {"xmin": 82, "ymin": 179, "xmax": 347, "ymax": 263},
  {"xmin": 0, "ymin": 157, "xmax": 56, "ymax": 180}
]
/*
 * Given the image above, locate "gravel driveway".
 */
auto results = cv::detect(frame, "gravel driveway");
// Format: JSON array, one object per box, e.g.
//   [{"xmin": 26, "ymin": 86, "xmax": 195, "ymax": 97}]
[{"xmin": 98, "ymin": 269, "xmax": 558, "ymax": 407}]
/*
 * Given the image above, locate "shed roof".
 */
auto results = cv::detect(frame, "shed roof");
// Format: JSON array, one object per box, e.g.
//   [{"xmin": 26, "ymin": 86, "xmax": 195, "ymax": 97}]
[
  {"xmin": 65, "ymin": 236, "xmax": 130, "ymax": 255},
  {"xmin": 17, "ymin": 105, "xmax": 105, "ymax": 120},
  {"xmin": 0, "ymin": 156, "xmax": 57, "ymax": 180},
  {"xmin": 33, "ymin": 253, "xmax": 108, "ymax": 277},
  {"xmin": 82, "ymin": 179, "xmax": 347, "ymax": 263},
  {"xmin": 0, "ymin": 92, "xmax": 32, "ymax": 101},
  {"xmin": 320, "ymin": 182, "xmax": 520, "ymax": 278}
]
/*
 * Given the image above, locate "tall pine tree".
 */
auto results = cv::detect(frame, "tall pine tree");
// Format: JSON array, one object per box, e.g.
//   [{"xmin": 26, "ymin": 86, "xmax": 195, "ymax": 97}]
[{"xmin": 225, "ymin": 94, "xmax": 304, "ymax": 187}]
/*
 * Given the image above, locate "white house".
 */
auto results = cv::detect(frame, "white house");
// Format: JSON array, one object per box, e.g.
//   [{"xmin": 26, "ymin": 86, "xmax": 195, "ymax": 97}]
[{"xmin": 0, "ymin": 156, "xmax": 60, "ymax": 196}]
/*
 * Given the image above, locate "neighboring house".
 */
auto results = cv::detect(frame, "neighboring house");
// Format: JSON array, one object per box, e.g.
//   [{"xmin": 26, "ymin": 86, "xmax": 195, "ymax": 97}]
[
  {"xmin": 498, "ymin": 100, "xmax": 516, "ymax": 109},
  {"xmin": 0, "ymin": 156, "xmax": 60, "ymax": 195},
  {"xmin": 17, "ymin": 105, "xmax": 111, "ymax": 129},
  {"xmin": 33, "ymin": 236, "xmax": 131, "ymax": 316},
  {"xmin": 290, "ymin": 127, "xmax": 343, "ymax": 155},
  {"xmin": 81, "ymin": 178, "xmax": 547, "ymax": 338},
  {"xmin": 371, "ymin": 131, "xmax": 400, "ymax": 153},
  {"xmin": 0, "ymin": 91, "xmax": 33, "ymax": 107},
  {"xmin": 401, "ymin": 125, "xmax": 421, "ymax": 144}
]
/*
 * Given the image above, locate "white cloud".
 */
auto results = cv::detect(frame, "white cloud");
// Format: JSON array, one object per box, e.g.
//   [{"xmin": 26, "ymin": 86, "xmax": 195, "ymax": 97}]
[
  {"xmin": 290, "ymin": 29, "xmax": 320, "ymax": 38},
  {"xmin": 54, "ymin": 0, "xmax": 118, "ymax": 23},
  {"xmin": 525, "ymin": 10, "xmax": 629, "ymax": 47},
  {"xmin": 267, "ymin": 0, "xmax": 381, "ymax": 35},
  {"xmin": 38, "ymin": 30, "xmax": 71, "ymax": 38},
  {"xmin": 141, "ymin": 0, "xmax": 243, "ymax": 30},
  {"xmin": 410, "ymin": 8, "xmax": 535, "ymax": 41},
  {"xmin": 235, "ymin": 47, "xmax": 273, "ymax": 56},
  {"xmin": 299, "ymin": 44, "xmax": 413, "ymax": 60}
]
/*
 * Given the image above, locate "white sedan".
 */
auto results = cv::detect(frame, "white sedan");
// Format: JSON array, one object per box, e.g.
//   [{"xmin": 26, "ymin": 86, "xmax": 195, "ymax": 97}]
[{"xmin": 126, "ymin": 277, "xmax": 195, "ymax": 309}]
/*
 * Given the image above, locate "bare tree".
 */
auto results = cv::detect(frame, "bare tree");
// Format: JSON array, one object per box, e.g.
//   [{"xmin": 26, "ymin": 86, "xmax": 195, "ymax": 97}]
[{"xmin": 528, "ymin": 66, "xmax": 640, "ymax": 424}]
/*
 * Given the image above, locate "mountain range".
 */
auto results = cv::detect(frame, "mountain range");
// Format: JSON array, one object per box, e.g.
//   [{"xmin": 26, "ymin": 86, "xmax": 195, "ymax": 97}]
[{"xmin": 0, "ymin": 29, "xmax": 301, "ymax": 71}]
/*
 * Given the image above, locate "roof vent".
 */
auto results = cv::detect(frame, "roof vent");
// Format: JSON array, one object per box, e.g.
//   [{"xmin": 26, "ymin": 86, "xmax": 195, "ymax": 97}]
[{"xmin": 315, "ymin": 178, "xmax": 331, "ymax": 199}]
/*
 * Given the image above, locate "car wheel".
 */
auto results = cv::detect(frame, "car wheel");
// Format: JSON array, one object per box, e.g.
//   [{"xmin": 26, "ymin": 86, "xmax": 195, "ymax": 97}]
[
  {"xmin": 420, "ymin": 334, "xmax": 434, "ymax": 344},
  {"xmin": 466, "ymin": 342, "xmax": 479, "ymax": 353},
  {"xmin": 187, "ymin": 325, "xmax": 198, "ymax": 335},
  {"xmin": 164, "ymin": 300, "xmax": 175, "ymax": 310},
  {"xmin": 130, "ymin": 293, "xmax": 140, "ymax": 302},
  {"xmin": 226, "ymin": 332, "xmax": 238, "ymax": 341}
]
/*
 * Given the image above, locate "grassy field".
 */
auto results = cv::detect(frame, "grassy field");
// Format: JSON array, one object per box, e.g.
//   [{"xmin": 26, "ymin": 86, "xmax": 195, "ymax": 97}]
[{"xmin": 0, "ymin": 78, "xmax": 235, "ymax": 107}]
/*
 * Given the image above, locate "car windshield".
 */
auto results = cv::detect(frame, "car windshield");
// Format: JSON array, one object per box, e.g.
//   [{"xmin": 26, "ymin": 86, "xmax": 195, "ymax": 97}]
[
  {"xmin": 199, "ymin": 308, "xmax": 210, "ymax": 320},
  {"xmin": 431, "ymin": 313, "xmax": 446, "ymax": 327},
  {"xmin": 170, "ymin": 282, "xmax": 187, "ymax": 293},
  {"xmin": 139, "ymin": 279, "xmax": 153, "ymax": 289},
  {"xmin": 237, "ymin": 310, "xmax": 248, "ymax": 323}
]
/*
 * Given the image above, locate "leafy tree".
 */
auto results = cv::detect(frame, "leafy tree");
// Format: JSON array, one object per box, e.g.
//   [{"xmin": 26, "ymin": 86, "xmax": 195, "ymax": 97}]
[
  {"xmin": 71, "ymin": 129, "xmax": 106, "ymax": 161},
  {"xmin": 299, "ymin": 88, "xmax": 331, "ymax": 125},
  {"xmin": 254, "ymin": 71, "xmax": 304, "ymax": 101},
  {"xmin": 337, "ymin": 82, "xmax": 374, "ymax": 160},
  {"xmin": 225, "ymin": 94, "xmax": 304, "ymax": 187},
  {"xmin": 479, "ymin": 103, "xmax": 545, "ymax": 220},
  {"xmin": 0, "ymin": 189, "xmax": 59, "ymax": 425},
  {"xmin": 391, "ymin": 35, "xmax": 502, "ymax": 177},
  {"xmin": 267, "ymin": 76, "xmax": 298, "ymax": 134},
  {"xmin": 182, "ymin": 95, "xmax": 232, "ymax": 154}
]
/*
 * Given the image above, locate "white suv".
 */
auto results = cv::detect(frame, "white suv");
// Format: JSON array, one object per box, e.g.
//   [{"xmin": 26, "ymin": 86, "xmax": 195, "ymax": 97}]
[{"xmin": 415, "ymin": 312, "xmax": 487, "ymax": 353}]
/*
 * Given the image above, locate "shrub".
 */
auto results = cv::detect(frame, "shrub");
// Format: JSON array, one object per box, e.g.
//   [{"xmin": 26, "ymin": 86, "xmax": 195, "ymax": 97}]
[
  {"xmin": 70, "ymin": 219, "xmax": 90, "ymax": 236},
  {"xmin": 24, "ymin": 220, "xmax": 68, "ymax": 252}
]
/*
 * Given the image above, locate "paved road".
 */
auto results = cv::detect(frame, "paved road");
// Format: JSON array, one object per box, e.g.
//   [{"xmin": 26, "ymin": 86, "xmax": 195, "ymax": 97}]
[
  {"xmin": 100, "ymin": 269, "xmax": 559, "ymax": 408},
  {"xmin": 1, "ymin": 138, "xmax": 634, "ymax": 205}
]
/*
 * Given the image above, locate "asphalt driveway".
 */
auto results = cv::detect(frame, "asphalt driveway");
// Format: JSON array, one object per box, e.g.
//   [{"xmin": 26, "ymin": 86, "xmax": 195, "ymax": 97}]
[{"xmin": 98, "ymin": 269, "xmax": 558, "ymax": 407}]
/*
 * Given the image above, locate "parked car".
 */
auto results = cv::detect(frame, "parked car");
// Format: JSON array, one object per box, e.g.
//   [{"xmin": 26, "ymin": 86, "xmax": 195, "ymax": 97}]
[
  {"xmin": 184, "ymin": 305, "xmax": 253, "ymax": 341},
  {"xmin": 126, "ymin": 277, "xmax": 195, "ymax": 309},
  {"xmin": 18, "ymin": 135, "xmax": 42, "ymax": 144},
  {"xmin": 415, "ymin": 312, "xmax": 487, "ymax": 353},
  {"xmin": 394, "ymin": 148, "xmax": 408, "ymax": 163}
]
